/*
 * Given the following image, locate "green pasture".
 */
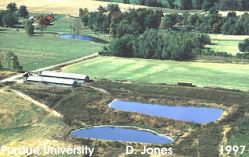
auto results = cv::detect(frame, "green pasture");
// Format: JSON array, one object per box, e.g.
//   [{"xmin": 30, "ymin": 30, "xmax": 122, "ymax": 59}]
[
  {"xmin": 0, "ymin": 91, "xmax": 71, "ymax": 156},
  {"xmin": 63, "ymin": 56, "xmax": 249, "ymax": 91},
  {"xmin": 207, "ymin": 40, "xmax": 242, "ymax": 55},
  {"xmin": 0, "ymin": 29, "xmax": 105, "ymax": 71}
]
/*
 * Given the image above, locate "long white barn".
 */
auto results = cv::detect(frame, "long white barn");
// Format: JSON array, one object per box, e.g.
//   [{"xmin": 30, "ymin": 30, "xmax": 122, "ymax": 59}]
[
  {"xmin": 27, "ymin": 76, "xmax": 78, "ymax": 87},
  {"xmin": 41, "ymin": 71, "xmax": 89, "ymax": 82}
]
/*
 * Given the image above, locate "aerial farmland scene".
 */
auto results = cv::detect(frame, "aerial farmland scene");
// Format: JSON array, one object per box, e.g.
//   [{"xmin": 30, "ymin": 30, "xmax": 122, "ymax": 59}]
[{"xmin": 0, "ymin": 0, "xmax": 249, "ymax": 156}]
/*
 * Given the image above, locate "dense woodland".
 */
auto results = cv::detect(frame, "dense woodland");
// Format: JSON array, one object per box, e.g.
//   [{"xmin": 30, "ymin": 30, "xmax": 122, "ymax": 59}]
[
  {"xmin": 100, "ymin": 29, "xmax": 211, "ymax": 60},
  {"xmin": 80, "ymin": 5, "xmax": 249, "ymax": 36},
  {"xmin": 99, "ymin": 0, "xmax": 249, "ymax": 11},
  {"xmin": 79, "ymin": 5, "xmax": 163, "ymax": 38}
]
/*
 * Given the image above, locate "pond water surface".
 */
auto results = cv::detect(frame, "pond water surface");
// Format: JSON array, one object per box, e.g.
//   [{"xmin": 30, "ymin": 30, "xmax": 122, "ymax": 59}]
[
  {"xmin": 59, "ymin": 34, "xmax": 108, "ymax": 43},
  {"xmin": 109, "ymin": 100, "xmax": 224, "ymax": 124},
  {"xmin": 71, "ymin": 126, "xmax": 172, "ymax": 144}
]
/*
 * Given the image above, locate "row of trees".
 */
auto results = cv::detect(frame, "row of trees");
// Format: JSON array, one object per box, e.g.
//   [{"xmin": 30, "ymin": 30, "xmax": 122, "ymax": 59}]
[
  {"xmin": 179, "ymin": 0, "xmax": 249, "ymax": 11},
  {"xmin": 80, "ymin": 5, "xmax": 249, "ymax": 36},
  {"xmin": 0, "ymin": 3, "xmax": 29, "ymax": 27},
  {"xmin": 162, "ymin": 10, "xmax": 249, "ymax": 35},
  {"xmin": 79, "ymin": 4, "xmax": 163, "ymax": 38},
  {"xmin": 100, "ymin": 29, "xmax": 211, "ymax": 60},
  {"xmin": 0, "ymin": 52, "xmax": 23, "ymax": 71},
  {"xmin": 100, "ymin": 0, "xmax": 249, "ymax": 11}
]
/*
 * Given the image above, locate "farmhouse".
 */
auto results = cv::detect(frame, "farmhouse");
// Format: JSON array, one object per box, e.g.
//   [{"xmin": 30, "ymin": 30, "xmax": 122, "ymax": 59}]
[
  {"xmin": 41, "ymin": 71, "xmax": 89, "ymax": 82},
  {"xmin": 26, "ymin": 76, "xmax": 78, "ymax": 87}
]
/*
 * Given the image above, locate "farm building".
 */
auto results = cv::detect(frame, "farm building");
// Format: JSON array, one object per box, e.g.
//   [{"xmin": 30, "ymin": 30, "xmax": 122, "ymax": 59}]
[
  {"xmin": 41, "ymin": 71, "xmax": 89, "ymax": 82},
  {"xmin": 26, "ymin": 76, "xmax": 78, "ymax": 87}
]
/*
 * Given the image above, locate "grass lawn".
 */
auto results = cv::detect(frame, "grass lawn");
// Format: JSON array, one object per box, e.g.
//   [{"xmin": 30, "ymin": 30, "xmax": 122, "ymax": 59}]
[
  {"xmin": 207, "ymin": 34, "xmax": 249, "ymax": 55},
  {"xmin": 0, "ymin": 28, "xmax": 105, "ymax": 71},
  {"xmin": 0, "ymin": 90, "xmax": 76, "ymax": 157},
  {"xmin": 63, "ymin": 56, "xmax": 249, "ymax": 91},
  {"xmin": 209, "ymin": 34, "xmax": 249, "ymax": 41},
  {"xmin": 206, "ymin": 40, "xmax": 242, "ymax": 55}
]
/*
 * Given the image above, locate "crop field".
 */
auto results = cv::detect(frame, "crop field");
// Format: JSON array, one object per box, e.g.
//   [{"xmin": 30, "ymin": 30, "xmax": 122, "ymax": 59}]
[
  {"xmin": 63, "ymin": 56, "xmax": 249, "ymax": 91},
  {"xmin": 0, "ymin": 89, "xmax": 76, "ymax": 157},
  {"xmin": 1, "ymin": 0, "xmax": 247, "ymax": 17},
  {"xmin": 0, "ymin": 29, "xmax": 104, "ymax": 71},
  {"xmin": 0, "ymin": 0, "xmax": 202, "ymax": 16},
  {"xmin": 0, "ymin": 0, "xmax": 149, "ymax": 16}
]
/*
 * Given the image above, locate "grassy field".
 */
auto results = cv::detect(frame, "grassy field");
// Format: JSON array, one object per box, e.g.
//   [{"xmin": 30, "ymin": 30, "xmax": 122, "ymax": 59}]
[
  {"xmin": 207, "ymin": 40, "xmax": 242, "ymax": 55},
  {"xmin": 0, "ymin": 28, "xmax": 104, "ymax": 71},
  {"xmin": 63, "ymin": 56, "xmax": 249, "ymax": 91},
  {"xmin": 0, "ymin": 0, "xmax": 149, "ymax": 16},
  {"xmin": 0, "ymin": 0, "xmax": 202, "ymax": 16},
  {"xmin": 207, "ymin": 34, "xmax": 249, "ymax": 55},
  {"xmin": 0, "ymin": 89, "xmax": 76, "ymax": 157},
  {"xmin": 209, "ymin": 34, "xmax": 249, "ymax": 41},
  {"xmin": 1, "ymin": 0, "xmax": 247, "ymax": 17}
]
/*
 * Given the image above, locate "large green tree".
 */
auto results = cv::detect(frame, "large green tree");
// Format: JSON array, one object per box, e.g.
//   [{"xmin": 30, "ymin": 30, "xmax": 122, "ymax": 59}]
[
  {"xmin": 2, "ymin": 12, "xmax": 18, "ymax": 27},
  {"xmin": 19, "ymin": 5, "xmax": 29, "ymax": 17},
  {"xmin": 239, "ymin": 39, "xmax": 249, "ymax": 52},
  {"xmin": 24, "ymin": 20, "xmax": 34, "ymax": 36},
  {"xmin": 79, "ymin": 8, "xmax": 89, "ymax": 27},
  {"xmin": 7, "ymin": 3, "xmax": 17, "ymax": 13}
]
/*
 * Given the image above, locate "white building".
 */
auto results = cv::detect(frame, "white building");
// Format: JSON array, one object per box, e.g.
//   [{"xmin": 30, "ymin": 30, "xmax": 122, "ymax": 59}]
[
  {"xmin": 26, "ymin": 76, "xmax": 78, "ymax": 87},
  {"xmin": 41, "ymin": 71, "xmax": 89, "ymax": 82}
]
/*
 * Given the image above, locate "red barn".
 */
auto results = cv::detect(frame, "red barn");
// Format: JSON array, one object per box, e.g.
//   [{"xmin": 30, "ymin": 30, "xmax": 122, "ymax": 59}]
[{"xmin": 46, "ymin": 15, "xmax": 54, "ymax": 22}]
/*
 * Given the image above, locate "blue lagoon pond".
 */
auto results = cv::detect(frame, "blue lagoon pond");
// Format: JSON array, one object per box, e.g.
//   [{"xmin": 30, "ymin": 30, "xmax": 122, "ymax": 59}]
[
  {"xmin": 71, "ymin": 126, "xmax": 172, "ymax": 144},
  {"xmin": 59, "ymin": 34, "xmax": 108, "ymax": 43},
  {"xmin": 109, "ymin": 100, "xmax": 224, "ymax": 124}
]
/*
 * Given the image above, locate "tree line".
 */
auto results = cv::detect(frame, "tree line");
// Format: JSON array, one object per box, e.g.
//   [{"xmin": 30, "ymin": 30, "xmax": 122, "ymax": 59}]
[
  {"xmin": 99, "ymin": 0, "xmax": 249, "ymax": 11},
  {"xmin": 79, "ymin": 4, "xmax": 163, "ymax": 38},
  {"xmin": 80, "ymin": 5, "xmax": 249, "ymax": 36},
  {"xmin": 162, "ymin": 10, "xmax": 249, "ymax": 35},
  {"xmin": 100, "ymin": 29, "xmax": 211, "ymax": 60}
]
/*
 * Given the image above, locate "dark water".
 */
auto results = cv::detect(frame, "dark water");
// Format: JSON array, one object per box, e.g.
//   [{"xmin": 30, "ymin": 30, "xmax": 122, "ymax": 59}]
[
  {"xmin": 59, "ymin": 34, "xmax": 108, "ymax": 44},
  {"xmin": 71, "ymin": 126, "xmax": 172, "ymax": 144},
  {"xmin": 109, "ymin": 100, "xmax": 224, "ymax": 124}
]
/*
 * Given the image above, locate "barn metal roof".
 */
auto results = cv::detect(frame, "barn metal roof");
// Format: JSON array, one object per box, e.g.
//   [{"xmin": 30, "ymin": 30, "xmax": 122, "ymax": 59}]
[
  {"xmin": 27, "ymin": 76, "xmax": 77, "ymax": 85},
  {"xmin": 41, "ymin": 71, "xmax": 89, "ymax": 80}
]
